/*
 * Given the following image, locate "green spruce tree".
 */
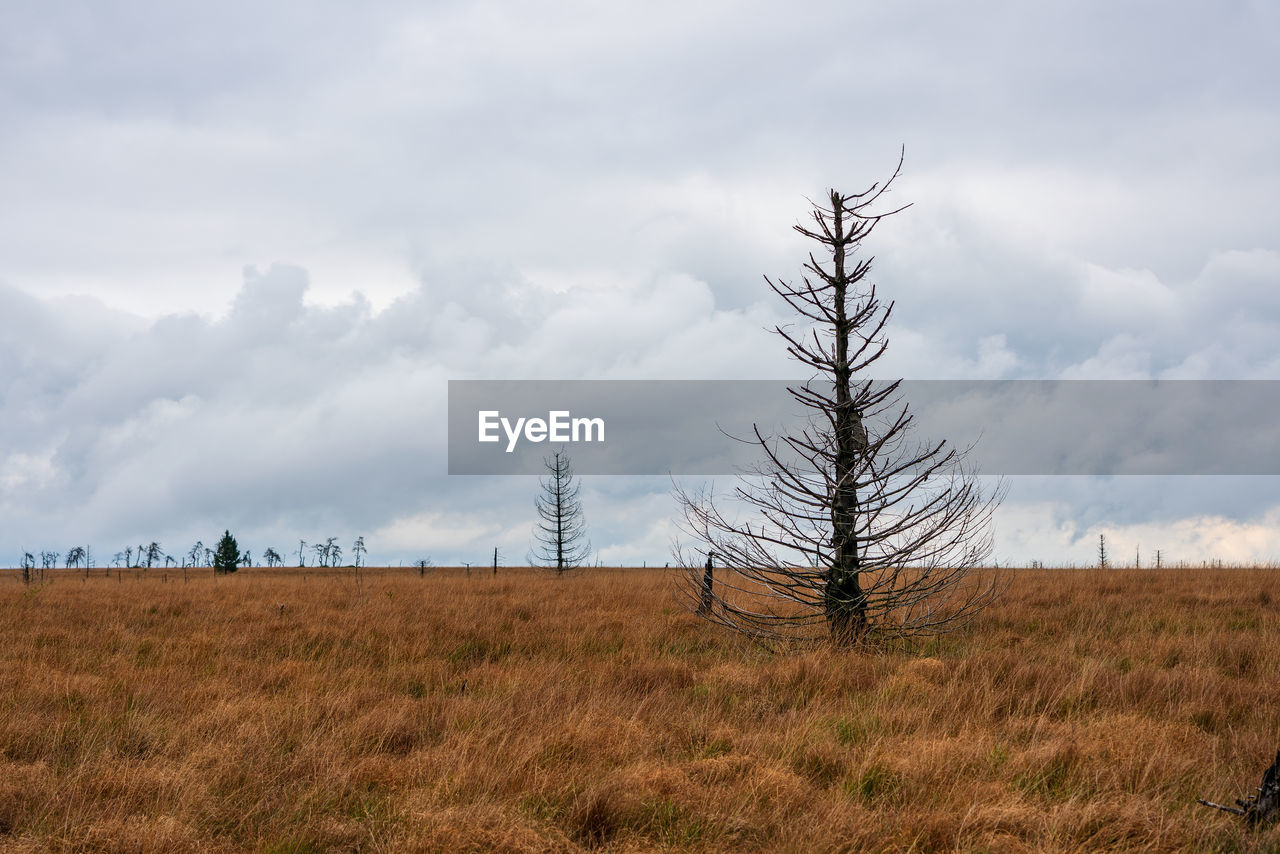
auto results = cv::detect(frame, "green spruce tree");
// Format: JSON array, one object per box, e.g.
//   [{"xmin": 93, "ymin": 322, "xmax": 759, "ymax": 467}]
[{"xmin": 214, "ymin": 530, "xmax": 241, "ymax": 574}]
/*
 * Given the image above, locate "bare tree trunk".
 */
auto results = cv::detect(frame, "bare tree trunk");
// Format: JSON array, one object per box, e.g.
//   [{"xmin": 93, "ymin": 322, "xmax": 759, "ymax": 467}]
[
  {"xmin": 698, "ymin": 552, "xmax": 714, "ymax": 615},
  {"xmin": 556, "ymin": 468, "xmax": 565, "ymax": 573},
  {"xmin": 825, "ymin": 190, "xmax": 867, "ymax": 646}
]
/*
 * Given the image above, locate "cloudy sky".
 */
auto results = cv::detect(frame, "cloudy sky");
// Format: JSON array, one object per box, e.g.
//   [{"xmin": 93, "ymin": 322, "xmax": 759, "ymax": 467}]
[{"xmin": 2, "ymin": 0, "xmax": 1279, "ymax": 568}]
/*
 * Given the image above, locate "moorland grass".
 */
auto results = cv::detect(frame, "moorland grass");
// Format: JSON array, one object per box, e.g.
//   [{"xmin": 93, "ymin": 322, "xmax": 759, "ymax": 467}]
[{"xmin": 1, "ymin": 566, "xmax": 1278, "ymax": 852}]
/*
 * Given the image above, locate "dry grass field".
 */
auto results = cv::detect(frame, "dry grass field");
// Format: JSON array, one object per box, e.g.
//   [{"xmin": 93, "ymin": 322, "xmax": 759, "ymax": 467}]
[{"xmin": 1, "ymin": 565, "xmax": 1278, "ymax": 853}]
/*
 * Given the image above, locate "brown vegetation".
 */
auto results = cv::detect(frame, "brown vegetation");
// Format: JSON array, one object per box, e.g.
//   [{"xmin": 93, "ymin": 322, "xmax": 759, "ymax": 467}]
[{"xmin": 1, "ymin": 566, "xmax": 1278, "ymax": 852}]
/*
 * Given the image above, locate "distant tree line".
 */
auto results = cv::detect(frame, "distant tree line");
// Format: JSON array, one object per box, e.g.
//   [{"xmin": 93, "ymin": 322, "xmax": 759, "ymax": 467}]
[{"xmin": 14, "ymin": 533, "xmax": 370, "ymax": 582}]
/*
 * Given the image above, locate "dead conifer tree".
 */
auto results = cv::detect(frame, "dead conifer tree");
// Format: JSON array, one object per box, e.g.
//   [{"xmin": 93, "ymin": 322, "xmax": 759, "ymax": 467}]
[
  {"xmin": 529, "ymin": 450, "xmax": 591, "ymax": 574},
  {"xmin": 674, "ymin": 154, "xmax": 1003, "ymax": 647}
]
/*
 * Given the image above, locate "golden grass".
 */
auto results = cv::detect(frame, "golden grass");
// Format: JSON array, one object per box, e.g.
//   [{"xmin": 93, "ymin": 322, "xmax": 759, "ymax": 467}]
[{"xmin": 1, "ymin": 566, "xmax": 1279, "ymax": 852}]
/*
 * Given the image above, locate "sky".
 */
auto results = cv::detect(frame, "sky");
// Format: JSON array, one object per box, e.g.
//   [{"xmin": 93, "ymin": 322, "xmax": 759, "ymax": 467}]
[{"xmin": 2, "ymin": 0, "xmax": 1280, "ymax": 568}]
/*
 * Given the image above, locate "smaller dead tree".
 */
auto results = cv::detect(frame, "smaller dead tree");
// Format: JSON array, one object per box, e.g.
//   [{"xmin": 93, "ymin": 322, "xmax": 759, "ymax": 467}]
[{"xmin": 529, "ymin": 450, "xmax": 591, "ymax": 573}]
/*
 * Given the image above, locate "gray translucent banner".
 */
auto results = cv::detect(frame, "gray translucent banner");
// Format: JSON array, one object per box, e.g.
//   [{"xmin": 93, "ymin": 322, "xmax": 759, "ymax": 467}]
[{"xmin": 447, "ymin": 380, "xmax": 1280, "ymax": 475}]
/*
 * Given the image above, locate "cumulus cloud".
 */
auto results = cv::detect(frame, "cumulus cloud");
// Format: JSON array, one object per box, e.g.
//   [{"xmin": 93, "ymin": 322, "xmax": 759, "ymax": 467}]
[
  {"xmin": 0, "ymin": 264, "xmax": 792, "ymax": 564},
  {"xmin": 6, "ymin": 247, "xmax": 1280, "ymax": 566}
]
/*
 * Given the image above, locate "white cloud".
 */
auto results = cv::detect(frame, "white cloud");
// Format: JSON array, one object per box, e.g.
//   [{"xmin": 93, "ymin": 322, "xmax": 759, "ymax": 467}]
[
  {"xmin": 0, "ymin": 264, "xmax": 796, "ymax": 563},
  {"xmin": 1060, "ymin": 335, "xmax": 1152, "ymax": 380},
  {"xmin": 998, "ymin": 502, "xmax": 1280, "ymax": 568}
]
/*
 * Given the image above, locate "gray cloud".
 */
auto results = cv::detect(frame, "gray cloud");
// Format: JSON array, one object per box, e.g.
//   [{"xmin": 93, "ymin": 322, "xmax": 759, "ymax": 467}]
[
  {"xmin": 0, "ymin": 264, "xmax": 791, "ymax": 564},
  {"xmin": 2, "ymin": 1, "xmax": 1279, "ymax": 564}
]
